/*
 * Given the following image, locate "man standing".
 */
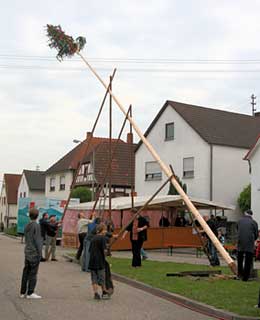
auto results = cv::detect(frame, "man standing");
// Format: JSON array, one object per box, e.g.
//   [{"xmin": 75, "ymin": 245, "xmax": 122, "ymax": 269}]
[
  {"xmin": 45, "ymin": 215, "xmax": 59, "ymax": 261},
  {"xmin": 207, "ymin": 215, "xmax": 220, "ymax": 266},
  {"xmin": 20, "ymin": 208, "xmax": 42, "ymax": 299},
  {"xmin": 237, "ymin": 209, "xmax": 258, "ymax": 281}
]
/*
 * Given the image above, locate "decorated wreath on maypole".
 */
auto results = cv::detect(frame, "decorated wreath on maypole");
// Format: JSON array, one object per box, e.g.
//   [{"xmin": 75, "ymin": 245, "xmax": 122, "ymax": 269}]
[{"xmin": 46, "ymin": 24, "xmax": 86, "ymax": 61}]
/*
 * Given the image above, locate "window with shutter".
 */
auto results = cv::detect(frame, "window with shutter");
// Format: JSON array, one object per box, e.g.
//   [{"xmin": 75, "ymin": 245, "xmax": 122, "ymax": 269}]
[
  {"xmin": 145, "ymin": 161, "xmax": 162, "ymax": 181},
  {"xmin": 60, "ymin": 176, "xmax": 65, "ymax": 190},
  {"xmin": 183, "ymin": 157, "xmax": 194, "ymax": 178}
]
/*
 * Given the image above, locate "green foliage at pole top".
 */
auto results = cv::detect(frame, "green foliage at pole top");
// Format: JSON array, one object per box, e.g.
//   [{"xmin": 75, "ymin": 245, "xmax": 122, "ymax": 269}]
[
  {"xmin": 71, "ymin": 186, "xmax": 92, "ymax": 203},
  {"xmin": 168, "ymin": 176, "xmax": 187, "ymax": 195},
  {"xmin": 238, "ymin": 184, "xmax": 251, "ymax": 212},
  {"xmin": 46, "ymin": 24, "xmax": 86, "ymax": 61}
]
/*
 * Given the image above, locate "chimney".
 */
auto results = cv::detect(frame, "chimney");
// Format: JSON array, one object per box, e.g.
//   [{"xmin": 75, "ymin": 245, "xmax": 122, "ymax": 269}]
[
  {"xmin": 86, "ymin": 132, "xmax": 93, "ymax": 140},
  {"xmin": 127, "ymin": 133, "xmax": 133, "ymax": 144},
  {"xmin": 254, "ymin": 111, "xmax": 260, "ymax": 117}
]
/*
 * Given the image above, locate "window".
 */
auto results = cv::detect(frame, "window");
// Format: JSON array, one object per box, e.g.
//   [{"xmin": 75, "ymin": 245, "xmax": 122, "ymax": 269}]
[
  {"xmin": 20, "ymin": 192, "xmax": 22, "ymax": 198},
  {"xmin": 183, "ymin": 157, "xmax": 194, "ymax": 178},
  {"xmin": 60, "ymin": 176, "xmax": 65, "ymax": 191},
  {"xmin": 50, "ymin": 177, "xmax": 55, "ymax": 192},
  {"xmin": 23, "ymin": 192, "xmax": 26, "ymax": 198},
  {"xmin": 165, "ymin": 122, "xmax": 174, "ymax": 140},
  {"xmin": 145, "ymin": 161, "xmax": 162, "ymax": 181}
]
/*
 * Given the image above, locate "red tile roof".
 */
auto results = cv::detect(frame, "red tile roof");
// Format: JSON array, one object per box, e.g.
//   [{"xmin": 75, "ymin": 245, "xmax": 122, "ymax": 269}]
[
  {"xmin": 82, "ymin": 140, "xmax": 135, "ymax": 187},
  {"xmin": 46, "ymin": 136, "xmax": 124, "ymax": 175},
  {"xmin": 4, "ymin": 174, "xmax": 22, "ymax": 204},
  {"xmin": 244, "ymin": 134, "xmax": 260, "ymax": 160}
]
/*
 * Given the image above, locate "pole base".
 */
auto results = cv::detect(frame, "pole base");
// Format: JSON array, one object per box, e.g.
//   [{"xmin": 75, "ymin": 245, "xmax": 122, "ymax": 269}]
[{"xmin": 228, "ymin": 261, "xmax": 237, "ymax": 275}]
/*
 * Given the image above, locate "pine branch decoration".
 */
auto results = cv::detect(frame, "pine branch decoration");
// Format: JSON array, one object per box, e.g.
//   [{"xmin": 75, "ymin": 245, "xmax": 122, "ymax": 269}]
[{"xmin": 46, "ymin": 24, "xmax": 86, "ymax": 61}]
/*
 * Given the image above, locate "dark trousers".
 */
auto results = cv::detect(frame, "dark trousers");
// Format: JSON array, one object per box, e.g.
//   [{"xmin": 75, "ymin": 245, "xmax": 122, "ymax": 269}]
[
  {"xmin": 237, "ymin": 251, "xmax": 253, "ymax": 281},
  {"xmin": 20, "ymin": 259, "xmax": 40, "ymax": 295},
  {"xmin": 76, "ymin": 232, "xmax": 86, "ymax": 260},
  {"xmin": 208, "ymin": 240, "xmax": 220, "ymax": 266},
  {"xmin": 131, "ymin": 240, "xmax": 143, "ymax": 267}
]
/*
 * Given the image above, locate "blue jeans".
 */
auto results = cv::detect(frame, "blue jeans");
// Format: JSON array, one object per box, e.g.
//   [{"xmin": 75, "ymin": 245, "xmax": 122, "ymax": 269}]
[
  {"xmin": 141, "ymin": 248, "xmax": 148, "ymax": 259},
  {"xmin": 208, "ymin": 240, "xmax": 220, "ymax": 266}
]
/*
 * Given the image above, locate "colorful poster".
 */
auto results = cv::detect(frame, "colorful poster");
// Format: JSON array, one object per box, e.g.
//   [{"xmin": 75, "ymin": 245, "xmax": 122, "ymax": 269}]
[{"xmin": 17, "ymin": 198, "xmax": 79, "ymax": 235}]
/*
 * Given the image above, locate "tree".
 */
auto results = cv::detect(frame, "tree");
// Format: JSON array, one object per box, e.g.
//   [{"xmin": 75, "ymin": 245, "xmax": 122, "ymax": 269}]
[
  {"xmin": 71, "ymin": 186, "xmax": 92, "ymax": 203},
  {"xmin": 168, "ymin": 176, "xmax": 187, "ymax": 195},
  {"xmin": 238, "ymin": 184, "xmax": 251, "ymax": 212}
]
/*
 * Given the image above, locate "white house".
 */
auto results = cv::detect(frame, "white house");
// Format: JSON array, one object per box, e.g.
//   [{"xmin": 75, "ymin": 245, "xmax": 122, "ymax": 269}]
[
  {"xmin": 244, "ymin": 135, "xmax": 260, "ymax": 225},
  {"xmin": 18, "ymin": 170, "xmax": 46, "ymax": 202},
  {"xmin": 135, "ymin": 100, "xmax": 260, "ymax": 221},
  {"xmin": 0, "ymin": 173, "xmax": 21, "ymax": 228}
]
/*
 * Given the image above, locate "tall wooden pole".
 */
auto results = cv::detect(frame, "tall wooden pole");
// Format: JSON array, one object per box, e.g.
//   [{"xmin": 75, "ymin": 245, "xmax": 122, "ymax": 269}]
[{"xmin": 77, "ymin": 52, "xmax": 237, "ymax": 274}]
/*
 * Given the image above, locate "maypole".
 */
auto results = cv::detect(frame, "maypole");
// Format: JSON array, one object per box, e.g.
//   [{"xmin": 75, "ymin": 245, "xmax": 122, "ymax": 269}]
[{"xmin": 46, "ymin": 24, "xmax": 237, "ymax": 275}]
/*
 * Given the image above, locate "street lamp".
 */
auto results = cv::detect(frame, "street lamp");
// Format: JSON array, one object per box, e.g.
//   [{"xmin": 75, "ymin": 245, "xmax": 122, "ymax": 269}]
[{"xmin": 73, "ymin": 139, "xmax": 81, "ymax": 144}]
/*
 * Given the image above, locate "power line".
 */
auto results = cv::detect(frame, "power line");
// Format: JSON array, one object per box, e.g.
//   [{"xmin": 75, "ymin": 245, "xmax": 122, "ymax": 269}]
[
  {"xmin": 1, "ymin": 54, "xmax": 260, "ymax": 64},
  {"xmin": 1, "ymin": 64, "xmax": 260, "ymax": 73}
]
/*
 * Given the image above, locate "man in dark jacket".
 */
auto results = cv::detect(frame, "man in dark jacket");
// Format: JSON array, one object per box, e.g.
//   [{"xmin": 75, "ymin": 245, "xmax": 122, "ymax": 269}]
[
  {"xmin": 45, "ymin": 215, "xmax": 60, "ymax": 261},
  {"xmin": 122, "ymin": 211, "xmax": 149, "ymax": 267},
  {"xmin": 39, "ymin": 212, "xmax": 49, "ymax": 262},
  {"xmin": 237, "ymin": 209, "xmax": 258, "ymax": 281},
  {"xmin": 20, "ymin": 208, "xmax": 42, "ymax": 299}
]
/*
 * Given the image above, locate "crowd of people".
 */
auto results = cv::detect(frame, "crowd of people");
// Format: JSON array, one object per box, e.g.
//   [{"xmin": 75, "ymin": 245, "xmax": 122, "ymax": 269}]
[{"xmin": 20, "ymin": 206, "xmax": 260, "ymax": 303}]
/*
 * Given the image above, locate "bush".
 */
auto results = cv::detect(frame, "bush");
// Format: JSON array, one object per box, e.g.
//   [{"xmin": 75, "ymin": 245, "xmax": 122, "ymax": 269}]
[
  {"xmin": 168, "ymin": 176, "xmax": 187, "ymax": 195},
  {"xmin": 238, "ymin": 184, "xmax": 251, "ymax": 212},
  {"xmin": 5, "ymin": 224, "xmax": 18, "ymax": 236},
  {"xmin": 71, "ymin": 186, "xmax": 92, "ymax": 203}
]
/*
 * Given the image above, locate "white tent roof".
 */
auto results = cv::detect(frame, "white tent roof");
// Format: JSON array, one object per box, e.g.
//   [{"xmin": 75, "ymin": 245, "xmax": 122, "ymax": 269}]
[{"xmin": 68, "ymin": 195, "xmax": 235, "ymax": 211}]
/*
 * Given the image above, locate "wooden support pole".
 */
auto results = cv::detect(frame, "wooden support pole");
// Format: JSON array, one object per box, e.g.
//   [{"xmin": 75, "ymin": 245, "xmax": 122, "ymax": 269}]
[
  {"xmin": 60, "ymin": 68, "xmax": 116, "ymax": 222},
  {"xmin": 77, "ymin": 52, "xmax": 237, "ymax": 274},
  {"xmin": 110, "ymin": 174, "xmax": 174, "ymax": 247},
  {"xmin": 91, "ymin": 105, "xmax": 132, "ymax": 212}
]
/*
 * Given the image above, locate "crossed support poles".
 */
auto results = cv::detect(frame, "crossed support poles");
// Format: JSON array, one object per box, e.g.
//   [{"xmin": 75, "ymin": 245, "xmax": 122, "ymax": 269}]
[{"xmin": 73, "ymin": 52, "xmax": 237, "ymax": 275}]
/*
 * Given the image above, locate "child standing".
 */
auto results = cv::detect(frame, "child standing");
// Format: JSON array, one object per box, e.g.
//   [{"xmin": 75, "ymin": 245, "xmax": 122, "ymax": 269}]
[
  {"xmin": 20, "ymin": 208, "xmax": 42, "ymax": 299},
  {"xmin": 88, "ymin": 223, "xmax": 110, "ymax": 300}
]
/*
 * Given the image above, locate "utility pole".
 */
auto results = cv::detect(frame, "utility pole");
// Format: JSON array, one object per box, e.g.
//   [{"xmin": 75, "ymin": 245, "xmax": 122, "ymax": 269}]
[{"xmin": 251, "ymin": 94, "xmax": 257, "ymax": 116}]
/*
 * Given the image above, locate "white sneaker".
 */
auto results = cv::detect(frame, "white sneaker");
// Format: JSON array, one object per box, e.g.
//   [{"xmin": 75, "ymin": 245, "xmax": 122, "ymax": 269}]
[
  {"xmin": 20, "ymin": 294, "xmax": 26, "ymax": 298},
  {"xmin": 26, "ymin": 293, "xmax": 42, "ymax": 299}
]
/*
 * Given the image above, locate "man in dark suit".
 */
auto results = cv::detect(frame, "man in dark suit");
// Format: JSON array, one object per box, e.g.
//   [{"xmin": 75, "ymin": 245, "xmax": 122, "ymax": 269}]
[{"xmin": 237, "ymin": 209, "xmax": 258, "ymax": 281}]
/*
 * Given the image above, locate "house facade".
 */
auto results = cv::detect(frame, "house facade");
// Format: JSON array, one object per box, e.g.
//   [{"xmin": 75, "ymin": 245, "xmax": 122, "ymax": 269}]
[
  {"xmin": 75, "ymin": 136, "xmax": 135, "ymax": 198},
  {"xmin": 18, "ymin": 170, "xmax": 46, "ymax": 202},
  {"xmin": 0, "ymin": 174, "xmax": 21, "ymax": 228},
  {"xmin": 135, "ymin": 101, "xmax": 260, "ymax": 221},
  {"xmin": 244, "ymin": 135, "xmax": 260, "ymax": 225},
  {"xmin": 45, "ymin": 132, "xmax": 135, "ymax": 202}
]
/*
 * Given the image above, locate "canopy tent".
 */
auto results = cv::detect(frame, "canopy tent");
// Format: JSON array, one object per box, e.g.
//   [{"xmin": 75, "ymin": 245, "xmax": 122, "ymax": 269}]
[{"xmin": 68, "ymin": 195, "xmax": 235, "ymax": 212}]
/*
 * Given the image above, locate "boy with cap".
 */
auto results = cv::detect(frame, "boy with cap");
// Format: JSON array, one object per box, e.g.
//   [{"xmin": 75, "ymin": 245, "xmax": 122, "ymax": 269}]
[{"xmin": 20, "ymin": 208, "xmax": 42, "ymax": 299}]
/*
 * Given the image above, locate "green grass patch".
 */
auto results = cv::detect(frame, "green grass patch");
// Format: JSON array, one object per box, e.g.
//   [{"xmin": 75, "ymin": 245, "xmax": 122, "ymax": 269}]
[
  {"xmin": 108, "ymin": 257, "xmax": 260, "ymax": 317},
  {"xmin": 4, "ymin": 225, "xmax": 18, "ymax": 236}
]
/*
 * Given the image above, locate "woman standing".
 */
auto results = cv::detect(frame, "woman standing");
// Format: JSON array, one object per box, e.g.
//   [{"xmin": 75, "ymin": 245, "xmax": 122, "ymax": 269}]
[
  {"xmin": 122, "ymin": 211, "xmax": 149, "ymax": 267},
  {"xmin": 76, "ymin": 212, "xmax": 94, "ymax": 260}
]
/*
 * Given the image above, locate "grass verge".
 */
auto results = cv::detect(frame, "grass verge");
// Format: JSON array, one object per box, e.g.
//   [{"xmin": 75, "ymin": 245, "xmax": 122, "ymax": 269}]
[{"xmin": 107, "ymin": 257, "xmax": 260, "ymax": 318}]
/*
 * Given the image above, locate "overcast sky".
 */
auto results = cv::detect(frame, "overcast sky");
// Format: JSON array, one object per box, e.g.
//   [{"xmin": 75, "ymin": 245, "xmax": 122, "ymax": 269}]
[{"xmin": 1, "ymin": 0, "xmax": 260, "ymax": 180}]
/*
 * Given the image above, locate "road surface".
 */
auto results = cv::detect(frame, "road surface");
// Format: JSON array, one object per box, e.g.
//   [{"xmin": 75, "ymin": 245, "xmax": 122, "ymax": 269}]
[{"xmin": 0, "ymin": 234, "xmax": 215, "ymax": 320}]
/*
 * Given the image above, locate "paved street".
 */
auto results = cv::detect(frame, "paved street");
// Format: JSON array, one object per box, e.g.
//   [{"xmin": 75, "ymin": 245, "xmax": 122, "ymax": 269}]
[{"xmin": 0, "ymin": 234, "xmax": 216, "ymax": 320}]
